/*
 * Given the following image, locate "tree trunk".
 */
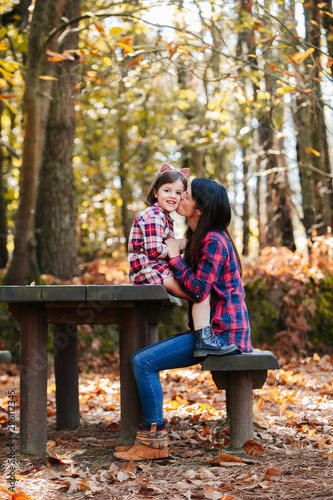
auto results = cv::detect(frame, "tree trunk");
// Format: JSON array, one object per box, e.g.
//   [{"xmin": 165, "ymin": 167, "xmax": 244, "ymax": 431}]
[
  {"xmin": 242, "ymin": 146, "xmax": 249, "ymax": 256},
  {"xmin": 4, "ymin": 0, "xmax": 66, "ymax": 285},
  {"xmin": 36, "ymin": 0, "xmax": 80, "ymax": 280},
  {"xmin": 303, "ymin": 1, "xmax": 332, "ymax": 234},
  {"xmin": 255, "ymin": 0, "xmax": 295, "ymax": 249},
  {"xmin": 0, "ymin": 98, "xmax": 8, "ymax": 268},
  {"xmin": 321, "ymin": 0, "xmax": 333, "ymax": 61},
  {"xmin": 275, "ymin": 136, "xmax": 296, "ymax": 251},
  {"xmin": 256, "ymin": 156, "xmax": 266, "ymax": 251},
  {"xmin": 118, "ymin": 65, "xmax": 132, "ymax": 249},
  {"xmin": 293, "ymin": 96, "xmax": 316, "ymax": 239}
]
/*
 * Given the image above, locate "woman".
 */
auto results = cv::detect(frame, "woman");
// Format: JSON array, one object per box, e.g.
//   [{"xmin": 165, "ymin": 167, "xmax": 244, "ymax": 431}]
[{"xmin": 114, "ymin": 178, "xmax": 252, "ymax": 461}]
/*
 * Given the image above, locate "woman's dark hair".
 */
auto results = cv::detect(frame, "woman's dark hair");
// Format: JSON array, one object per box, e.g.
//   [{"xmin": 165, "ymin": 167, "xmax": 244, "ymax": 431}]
[
  {"xmin": 146, "ymin": 170, "xmax": 187, "ymax": 205},
  {"xmin": 184, "ymin": 178, "xmax": 243, "ymax": 274}
]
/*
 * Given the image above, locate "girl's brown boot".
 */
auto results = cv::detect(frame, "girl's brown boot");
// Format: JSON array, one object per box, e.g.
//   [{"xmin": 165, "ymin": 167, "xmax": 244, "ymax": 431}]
[{"xmin": 113, "ymin": 423, "xmax": 168, "ymax": 461}]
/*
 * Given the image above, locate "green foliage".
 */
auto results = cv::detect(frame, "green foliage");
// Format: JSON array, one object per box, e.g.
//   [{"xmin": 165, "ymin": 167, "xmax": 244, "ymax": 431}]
[
  {"xmin": 243, "ymin": 269, "xmax": 333, "ymax": 352},
  {"xmin": 244, "ymin": 277, "xmax": 281, "ymax": 346},
  {"xmin": 0, "ymin": 303, "xmax": 20, "ymax": 362},
  {"xmin": 307, "ymin": 276, "xmax": 333, "ymax": 346},
  {"xmin": 158, "ymin": 301, "xmax": 189, "ymax": 340}
]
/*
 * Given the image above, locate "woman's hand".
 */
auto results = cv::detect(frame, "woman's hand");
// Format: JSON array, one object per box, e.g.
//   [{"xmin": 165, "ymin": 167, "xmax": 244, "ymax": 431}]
[{"xmin": 165, "ymin": 238, "xmax": 182, "ymax": 259}]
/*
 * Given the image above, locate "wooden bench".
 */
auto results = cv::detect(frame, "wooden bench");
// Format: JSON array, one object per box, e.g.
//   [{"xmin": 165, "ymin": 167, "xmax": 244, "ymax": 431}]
[
  {"xmin": 201, "ymin": 349, "xmax": 280, "ymax": 449},
  {"xmin": 0, "ymin": 284, "xmax": 181, "ymax": 455},
  {"xmin": 0, "ymin": 350, "xmax": 11, "ymax": 363}
]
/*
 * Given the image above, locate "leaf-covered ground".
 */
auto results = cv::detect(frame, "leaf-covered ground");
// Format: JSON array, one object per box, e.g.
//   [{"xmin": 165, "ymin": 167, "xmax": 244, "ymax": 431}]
[{"xmin": 0, "ymin": 353, "xmax": 332, "ymax": 499}]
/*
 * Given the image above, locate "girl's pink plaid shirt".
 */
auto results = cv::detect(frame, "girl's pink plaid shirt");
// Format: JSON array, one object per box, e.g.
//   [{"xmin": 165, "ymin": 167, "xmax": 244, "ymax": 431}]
[{"xmin": 128, "ymin": 202, "xmax": 175, "ymax": 285}]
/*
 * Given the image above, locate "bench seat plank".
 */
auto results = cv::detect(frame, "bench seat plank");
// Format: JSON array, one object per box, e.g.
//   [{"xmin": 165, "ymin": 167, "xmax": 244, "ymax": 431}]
[{"xmin": 200, "ymin": 349, "xmax": 280, "ymax": 372}]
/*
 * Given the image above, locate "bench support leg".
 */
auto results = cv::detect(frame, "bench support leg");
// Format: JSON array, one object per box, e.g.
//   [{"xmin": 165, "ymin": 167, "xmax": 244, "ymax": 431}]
[
  {"xmin": 20, "ymin": 305, "xmax": 48, "ymax": 455},
  {"xmin": 119, "ymin": 306, "xmax": 149, "ymax": 445},
  {"xmin": 54, "ymin": 323, "xmax": 80, "ymax": 430},
  {"xmin": 226, "ymin": 371, "xmax": 253, "ymax": 449}
]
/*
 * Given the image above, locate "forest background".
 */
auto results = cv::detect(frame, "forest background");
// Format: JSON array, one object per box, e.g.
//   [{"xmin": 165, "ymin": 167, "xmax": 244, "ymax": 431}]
[{"xmin": 0, "ymin": 0, "xmax": 332, "ymax": 361}]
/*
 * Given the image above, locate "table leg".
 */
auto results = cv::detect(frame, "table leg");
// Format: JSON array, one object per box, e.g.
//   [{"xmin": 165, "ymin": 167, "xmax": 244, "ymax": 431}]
[
  {"xmin": 118, "ymin": 306, "xmax": 149, "ymax": 445},
  {"xmin": 148, "ymin": 323, "xmax": 159, "ymax": 346},
  {"xmin": 20, "ymin": 304, "xmax": 48, "ymax": 455},
  {"xmin": 53, "ymin": 323, "xmax": 80, "ymax": 430},
  {"xmin": 226, "ymin": 371, "xmax": 253, "ymax": 449}
]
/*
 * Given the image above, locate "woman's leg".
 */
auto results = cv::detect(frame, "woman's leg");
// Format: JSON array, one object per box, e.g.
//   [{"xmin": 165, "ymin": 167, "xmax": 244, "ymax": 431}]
[{"xmin": 131, "ymin": 332, "xmax": 199, "ymax": 426}]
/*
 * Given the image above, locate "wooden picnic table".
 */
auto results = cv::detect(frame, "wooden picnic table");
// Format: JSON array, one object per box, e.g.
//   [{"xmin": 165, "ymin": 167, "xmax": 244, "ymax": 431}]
[{"xmin": 0, "ymin": 284, "xmax": 181, "ymax": 455}]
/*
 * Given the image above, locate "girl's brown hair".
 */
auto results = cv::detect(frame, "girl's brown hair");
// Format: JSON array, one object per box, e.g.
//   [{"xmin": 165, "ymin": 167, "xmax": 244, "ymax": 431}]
[{"xmin": 146, "ymin": 170, "xmax": 187, "ymax": 205}]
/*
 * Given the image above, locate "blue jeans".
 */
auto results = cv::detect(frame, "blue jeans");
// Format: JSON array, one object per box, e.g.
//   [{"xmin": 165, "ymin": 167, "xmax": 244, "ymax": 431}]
[{"xmin": 131, "ymin": 331, "xmax": 201, "ymax": 426}]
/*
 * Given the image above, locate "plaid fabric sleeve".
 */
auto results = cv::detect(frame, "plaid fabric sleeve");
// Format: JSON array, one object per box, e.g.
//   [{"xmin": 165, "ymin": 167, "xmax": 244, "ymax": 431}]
[
  {"xmin": 139, "ymin": 213, "xmax": 169, "ymax": 260},
  {"xmin": 169, "ymin": 234, "xmax": 226, "ymax": 302}
]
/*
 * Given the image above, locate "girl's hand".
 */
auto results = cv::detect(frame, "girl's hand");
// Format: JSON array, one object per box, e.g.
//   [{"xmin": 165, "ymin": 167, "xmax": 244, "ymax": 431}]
[{"xmin": 165, "ymin": 238, "xmax": 181, "ymax": 259}]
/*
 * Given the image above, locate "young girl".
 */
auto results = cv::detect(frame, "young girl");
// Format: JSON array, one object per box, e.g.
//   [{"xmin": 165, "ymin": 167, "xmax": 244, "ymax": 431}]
[{"xmin": 128, "ymin": 163, "xmax": 232, "ymax": 357}]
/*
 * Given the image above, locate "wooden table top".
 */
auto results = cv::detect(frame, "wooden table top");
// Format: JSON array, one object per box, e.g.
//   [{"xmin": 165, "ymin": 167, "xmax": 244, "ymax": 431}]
[{"xmin": 0, "ymin": 284, "xmax": 182, "ymax": 305}]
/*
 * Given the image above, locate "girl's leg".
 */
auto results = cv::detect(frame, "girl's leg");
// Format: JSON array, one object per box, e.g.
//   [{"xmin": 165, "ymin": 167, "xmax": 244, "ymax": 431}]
[
  {"xmin": 131, "ymin": 332, "xmax": 199, "ymax": 426},
  {"xmin": 191, "ymin": 295, "xmax": 238, "ymax": 358},
  {"xmin": 163, "ymin": 277, "xmax": 192, "ymax": 301},
  {"xmin": 192, "ymin": 293, "xmax": 211, "ymax": 330},
  {"xmin": 164, "ymin": 277, "xmax": 211, "ymax": 330}
]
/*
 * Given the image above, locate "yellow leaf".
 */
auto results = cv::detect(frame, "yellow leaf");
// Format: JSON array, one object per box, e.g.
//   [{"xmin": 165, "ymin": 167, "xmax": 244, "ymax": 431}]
[
  {"xmin": 276, "ymin": 85, "xmax": 296, "ymax": 95},
  {"xmin": 116, "ymin": 43, "xmax": 135, "ymax": 54},
  {"xmin": 0, "ymin": 60, "xmax": 20, "ymax": 71},
  {"xmin": 323, "ymin": 10, "xmax": 333, "ymax": 17},
  {"xmin": 293, "ymin": 47, "xmax": 315, "ymax": 62},
  {"xmin": 234, "ymin": 93, "xmax": 246, "ymax": 102},
  {"xmin": 178, "ymin": 46, "xmax": 192, "ymax": 55},
  {"xmin": 39, "ymin": 75, "xmax": 59, "ymax": 80},
  {"xmin": 178, "ymin": 100, "xmax": 191, "ymax": 110},
  {"xmin": 109, "ymin": 27, "xmax": 123, "ymax": 35},
  {"xmin": 0, "ymin": 67, "xmax": 14, "ymax": 85},
  {"xmin": 117, "ymin": 36, "xmax": 134, "ymax": 46},
  {"xmin": 0, "ymin": 42, "xmax": 9, "ymax": 50},
  {"xmin": 0, "ymin": 27, "xmax": 7, "ymax": 39},
  {"xmin": 305, "ymin": 147, "xmax": 321, "ymax": 156}
]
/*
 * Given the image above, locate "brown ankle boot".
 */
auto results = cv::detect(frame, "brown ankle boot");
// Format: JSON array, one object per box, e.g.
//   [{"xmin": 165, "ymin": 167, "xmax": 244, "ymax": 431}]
[
  {"xmin": 114, "ymin": 427, "xmax": 167, "ymax": 452},
  {"xmin": 114, "ymin": 443, "xmax": 134, "ymax": 452},
  {"xmin": 113, "ymin": 424, "xmax": 168, "ymax": 461}
]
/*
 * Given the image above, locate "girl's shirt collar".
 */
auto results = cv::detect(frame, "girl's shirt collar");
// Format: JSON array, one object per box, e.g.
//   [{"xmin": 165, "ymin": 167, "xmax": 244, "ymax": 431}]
[{"xmin": 153, "ymin": 202, "xmax": 174, "ymax": 224}]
